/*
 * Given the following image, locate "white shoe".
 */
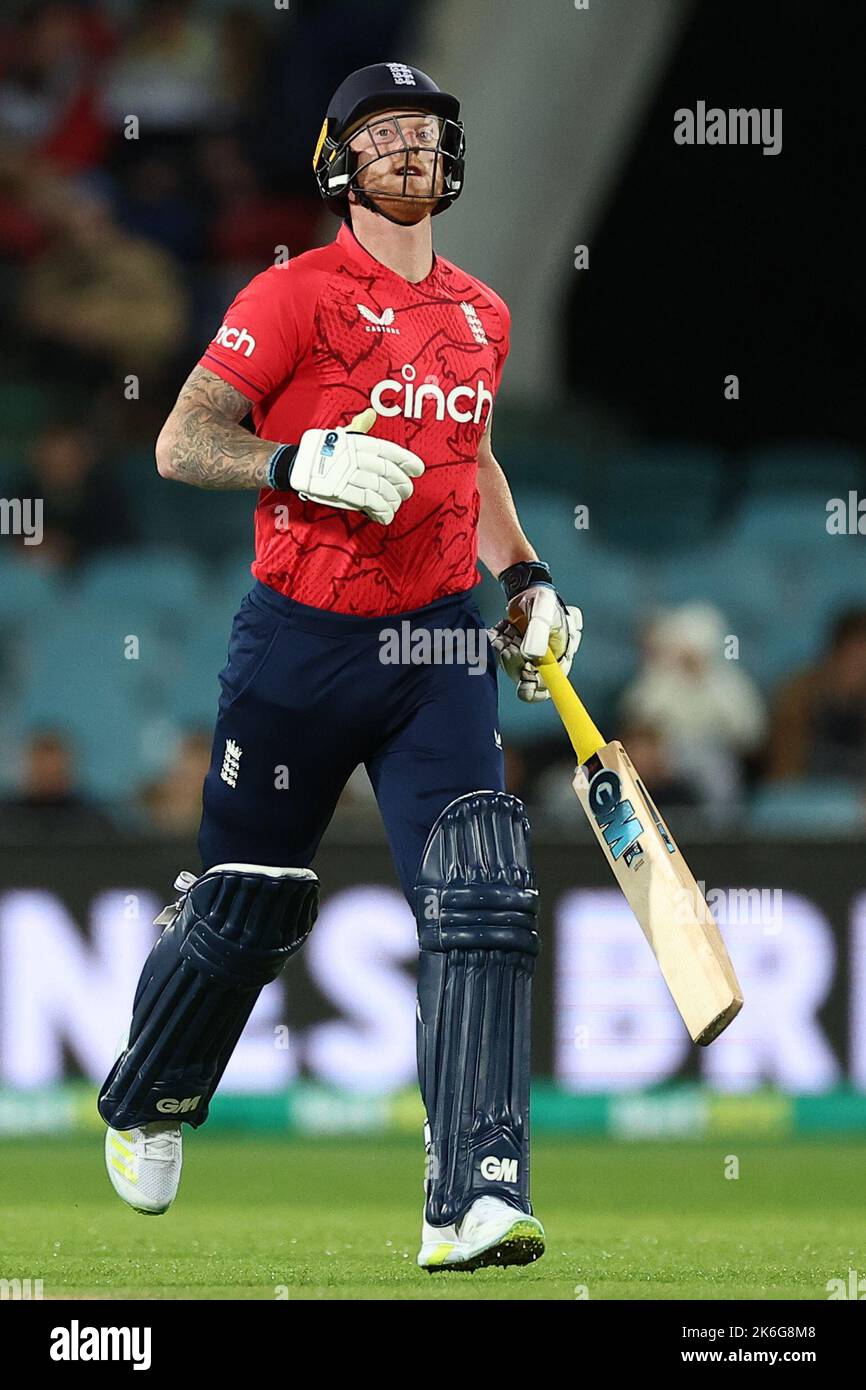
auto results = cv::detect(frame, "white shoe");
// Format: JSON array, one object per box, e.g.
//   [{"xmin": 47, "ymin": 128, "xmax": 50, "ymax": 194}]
[
  {"xmin": 417, "ymin": 1194, "xmax": 545, "ymax": 1271},
  {"xmin": 105, "ymin": 1122, "xmax": 183, "ymax": 1215}
]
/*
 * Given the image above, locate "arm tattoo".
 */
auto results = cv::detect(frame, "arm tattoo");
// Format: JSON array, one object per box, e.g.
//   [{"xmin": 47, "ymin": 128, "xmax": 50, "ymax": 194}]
[{"xmin": 160, "ymin": 366, "xmax": 278, "ymax": 489}]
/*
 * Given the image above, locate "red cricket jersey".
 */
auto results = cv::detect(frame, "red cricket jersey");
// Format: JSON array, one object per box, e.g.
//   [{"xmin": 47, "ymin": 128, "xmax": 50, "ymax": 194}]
[{"xmin": 199, "ymin": 221, "xmax": 511, "ymax": 615}]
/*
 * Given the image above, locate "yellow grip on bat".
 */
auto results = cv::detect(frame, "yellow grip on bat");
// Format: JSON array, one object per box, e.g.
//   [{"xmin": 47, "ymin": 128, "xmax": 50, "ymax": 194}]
[{"xmin": 536, "ymin": 648, "xmax": 605, "ymax": 765}]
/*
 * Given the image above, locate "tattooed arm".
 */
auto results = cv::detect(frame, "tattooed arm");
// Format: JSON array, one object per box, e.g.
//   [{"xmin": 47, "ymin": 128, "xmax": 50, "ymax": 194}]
[
  {"xmin": 155, "ymin": 364, "xmax": 425, "ymax": 524},
  {"xmin": 155, "ymin": 365, "xmax": 277, "ymax": 489}
]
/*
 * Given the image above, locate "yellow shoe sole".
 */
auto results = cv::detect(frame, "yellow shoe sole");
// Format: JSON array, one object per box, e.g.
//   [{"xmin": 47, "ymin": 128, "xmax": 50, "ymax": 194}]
[{"xmin": 424, "ymin": 1219, "xmax": 545, "ymax": 1273}]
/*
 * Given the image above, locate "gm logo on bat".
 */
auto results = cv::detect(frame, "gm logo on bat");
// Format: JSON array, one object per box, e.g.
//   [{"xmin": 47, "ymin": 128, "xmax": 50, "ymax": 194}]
[{"xmin": 588, "ymin": 767, "xmax": 645, "ymax": 868}]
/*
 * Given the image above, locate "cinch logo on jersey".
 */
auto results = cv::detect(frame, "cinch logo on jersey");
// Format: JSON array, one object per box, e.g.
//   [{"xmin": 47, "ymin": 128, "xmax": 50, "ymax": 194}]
[
  {"xmin": 587, "ymin": 766, "xmax": 645, "ymax": 867},
  {"xmin": 213, "ymin": 324, "xmax": 257, "ymax": 357},
  {"xmin": 480, "ymin": 1155, "xmax": 519, "ymax": 1183},
  {"xmin": 357, "ymin": 303, "xmax": 399, "ymax": 334},
  {"xmin": 371, "ymin": 363, "xmax": 493, "ymax": 424}
]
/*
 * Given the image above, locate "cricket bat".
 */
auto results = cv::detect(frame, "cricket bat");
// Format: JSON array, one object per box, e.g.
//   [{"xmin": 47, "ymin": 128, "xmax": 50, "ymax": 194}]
[{"xmin": 536, "ymin": 651, "xmax": 743, "ymax": 1045}]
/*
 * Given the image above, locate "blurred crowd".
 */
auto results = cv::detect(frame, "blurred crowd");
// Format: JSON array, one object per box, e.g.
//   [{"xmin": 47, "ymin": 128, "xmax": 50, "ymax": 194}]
[
  {"xmin": 0, "ymin": 0, "xmax": 413, "ymax": 427},
  {"xmin": 0, "ymin": 723, "xmax": 213, "ymax": 838},
  {"xmin": 3, "ymin": 595, "xmax": 864, "ymax": 839}
]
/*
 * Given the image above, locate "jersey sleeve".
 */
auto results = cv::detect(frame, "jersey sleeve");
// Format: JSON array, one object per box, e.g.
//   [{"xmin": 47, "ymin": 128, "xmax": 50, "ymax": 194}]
[
  {"xmin": 198, "ymin": 266, "xmax": 308, "ymax": 404},
  {"xmin": 487, "ymin": 290, "xmax": 511, "ymax": 396}
]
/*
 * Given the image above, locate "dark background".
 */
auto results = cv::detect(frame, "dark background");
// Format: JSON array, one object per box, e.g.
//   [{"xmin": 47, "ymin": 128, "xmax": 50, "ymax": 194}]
[{"xmin": 566, "ymin": 0, "xmax": 865, "ymax": 448}]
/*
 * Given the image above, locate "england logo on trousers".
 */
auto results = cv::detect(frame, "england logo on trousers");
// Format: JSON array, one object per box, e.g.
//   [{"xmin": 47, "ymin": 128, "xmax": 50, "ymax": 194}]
[{"xmin": 220, "ymin": 738, "xmax": 242, "ymax": 788}]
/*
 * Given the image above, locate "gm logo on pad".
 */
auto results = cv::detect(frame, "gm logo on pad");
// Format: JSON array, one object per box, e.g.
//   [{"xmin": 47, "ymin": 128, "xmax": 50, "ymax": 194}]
[
  {"xmin": 156, "ymin": 1095, "xmax": 201, "ymax": 1114},
  {"xmin": 480, "ymin": 1156, "xmax": 518, "ymax": 1182}
]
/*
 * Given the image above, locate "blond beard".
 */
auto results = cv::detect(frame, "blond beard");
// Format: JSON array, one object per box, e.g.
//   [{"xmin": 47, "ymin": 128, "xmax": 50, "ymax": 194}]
[
  {"xmin": 352, "ymin": 167, "xmax": 443, "ymax": 224},
  {"xmin": 357, "ymin": 191, "xmax": 437, "ymax": 224}
]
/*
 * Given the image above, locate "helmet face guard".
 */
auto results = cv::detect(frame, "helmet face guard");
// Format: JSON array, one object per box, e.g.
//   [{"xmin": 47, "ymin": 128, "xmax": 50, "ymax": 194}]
[{"xmin": 315, "ymin": 111, "xmax": 465, "ymax": 218}]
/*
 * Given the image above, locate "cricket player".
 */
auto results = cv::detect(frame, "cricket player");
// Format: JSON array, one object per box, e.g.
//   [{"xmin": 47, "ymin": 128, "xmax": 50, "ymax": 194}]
[{"xmin": 98, "ymin": 62, "xmax": 581, "ymax": 1272}]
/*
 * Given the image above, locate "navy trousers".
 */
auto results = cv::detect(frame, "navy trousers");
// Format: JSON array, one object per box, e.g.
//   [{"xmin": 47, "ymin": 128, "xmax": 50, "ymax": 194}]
[{"xmin": 198, "ymin": 582, "xmax": 505, "ymax": 900}]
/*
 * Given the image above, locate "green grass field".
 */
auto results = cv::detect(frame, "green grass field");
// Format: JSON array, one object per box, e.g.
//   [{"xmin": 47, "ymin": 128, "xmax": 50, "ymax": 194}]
[{"xmin": 1, "ymin": 1135, "xmax": 863, "ymax": 1300}]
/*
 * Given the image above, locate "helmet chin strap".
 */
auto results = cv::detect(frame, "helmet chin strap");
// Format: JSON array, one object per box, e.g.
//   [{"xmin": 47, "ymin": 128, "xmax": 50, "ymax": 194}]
[{"xmin": 351, "ymin": 185, "xmax": 433, "ymax": 226}]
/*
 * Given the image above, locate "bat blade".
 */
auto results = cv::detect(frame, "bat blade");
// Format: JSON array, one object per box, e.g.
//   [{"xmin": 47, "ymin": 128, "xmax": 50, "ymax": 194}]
[{"xmin": 574, "ymin": 740, "xmax": 743, "ymax": 1045}]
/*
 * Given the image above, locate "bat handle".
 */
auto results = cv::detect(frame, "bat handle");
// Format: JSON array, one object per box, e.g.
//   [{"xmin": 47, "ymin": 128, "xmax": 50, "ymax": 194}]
[{"xmin": 536, "ymin": 648, "xmax": 606, "ymax": 765}]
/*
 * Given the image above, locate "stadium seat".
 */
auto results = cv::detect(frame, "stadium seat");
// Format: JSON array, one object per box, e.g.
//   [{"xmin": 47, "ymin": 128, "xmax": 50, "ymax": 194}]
[
  {"xmin": 651, "ymin": 538, "xmax": 849, "ymax": 691},
  {"xmin": 496, "ymin": 679, "xmax": 568, "ymax": 744},
  {"xmin": 77, "ymin": 549, "xmax": 206, "ymax": 631},
  {"xmin": 0, "ymin": 556, "xmax": 60, "ymax": 626},
  {"xmin": 572, "ymin": 535, "xmax": 652, "ymax": 615},
  {"xmin": 19, "ymin": 601, "xmax": 178, "ymax": 799},
  {"xmin": 508, "ymin": 487, "xmax": 586, "ymax": 588},
  {"xmin": 749, "ymin": 626, "xmax": 826, "ymax": 691},
  {"xmin": 494, "ymin": 403, "xmax": 591, "ymax": 494},
  {"xmin": 745, "ymin": 443, "xmax": 865, "ymax": 496},
  {"xmin": 728, "ymin": 495, "xmax": 860, "ymax": 653},
  {"xmin": 163, "ymin": 487, "xmax": 253, "ymax": 559},
  {"xmin": 568, "ymin": 538, "xmax": 651, "ymax": 700},
  {"xmin": 785, "ymin": 544, "xmax": 866, "ymax": 655},
  {"xmin": 220, "ymin": 548, "xmax": 256, "ymax": 599},
  {"xmin": 749, "ymin": 781, "xmax": 864, "ymax": 835},
  {"xmin": 726, "ymin": 495, "xmax": 866, "ymax": 680},
  {"xmin": 165, "ymin": 604, "xmax": 237, "ymax": 727},
  {"xmin": 732, "ymin": 493, "xmax": 838, "ymax": 552},
  {"xmin": 0, "ymin": 559, "xmax": 62, "ymax": 697},
  {"xmin": 652, "ymin": 541, "xmax": 782, "ymax": 616},
  {"xmin": 507, "ymin": 491, "xmax": 651, "ymax": 617},
  {"xmin": 578, "ymin": 445, "xmax": 725, "ymax": 550},
  {"xmin": 114, "ymin": 449, "xmax": 254, "ymax": 558},
  {"xmin": 650, "ymin": 541, "xmax": 790, "ymax": 686},
  {"xmin": 572, "ymin": 625, "xmax": 638, "ymax": 713}
]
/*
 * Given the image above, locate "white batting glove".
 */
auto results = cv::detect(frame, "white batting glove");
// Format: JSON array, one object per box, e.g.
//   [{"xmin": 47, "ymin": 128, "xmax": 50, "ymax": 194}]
[
  {"xmin": 289, "ymin": 408, "xmax": 424, "ymax": 525},
  {"xmin": 489, "ymin": 561, "xmax": 583, "ymax": 703}
]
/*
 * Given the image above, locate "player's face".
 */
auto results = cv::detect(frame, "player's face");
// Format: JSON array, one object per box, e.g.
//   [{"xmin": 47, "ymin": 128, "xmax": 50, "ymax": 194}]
[{"xmin": 349, "ymin": 109, "xmax": 445, "ymax": 223}]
